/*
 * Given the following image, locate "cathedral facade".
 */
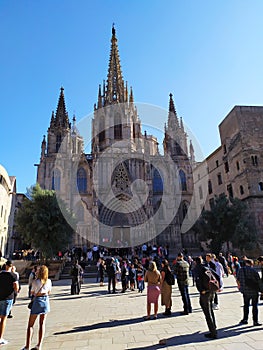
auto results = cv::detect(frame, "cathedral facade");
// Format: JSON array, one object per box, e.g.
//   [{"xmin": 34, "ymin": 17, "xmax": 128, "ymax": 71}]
[{"xmin": 36, "ymin": 27, "xmax": 198, "ymax": 250}]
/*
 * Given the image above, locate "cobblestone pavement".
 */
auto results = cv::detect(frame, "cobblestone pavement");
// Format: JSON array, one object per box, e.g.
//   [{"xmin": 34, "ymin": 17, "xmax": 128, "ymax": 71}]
[{"xmin": 3, "ymin": 275, "xmax": 263, "ymax": 350}]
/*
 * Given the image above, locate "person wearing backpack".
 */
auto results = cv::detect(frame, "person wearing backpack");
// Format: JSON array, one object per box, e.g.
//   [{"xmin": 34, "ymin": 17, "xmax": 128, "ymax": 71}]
[
  {"xmin": 174, "ymin": 252, "xmax": 192, "ymax": 315},
  {"xmin": 193, "ymin": 256, "xmax": 218, "ymax": 339}
]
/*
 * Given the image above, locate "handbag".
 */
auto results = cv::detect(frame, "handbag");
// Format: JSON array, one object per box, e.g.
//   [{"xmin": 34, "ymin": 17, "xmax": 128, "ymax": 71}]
[{"xmin": 28, "ymin": 284, "xmax": 44, "ymax": 309}]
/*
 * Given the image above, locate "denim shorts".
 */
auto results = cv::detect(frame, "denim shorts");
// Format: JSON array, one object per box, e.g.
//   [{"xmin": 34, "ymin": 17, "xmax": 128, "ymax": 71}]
[
  {"xmin": 31, "ymin": 296, "xmax": 50, "ymax": 315},
  {"xmin": 0, "ymin": 299, "xmax": 13, "ymax": 316}
]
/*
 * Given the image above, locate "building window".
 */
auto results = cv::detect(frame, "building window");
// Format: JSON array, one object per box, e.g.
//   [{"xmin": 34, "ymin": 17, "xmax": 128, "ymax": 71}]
[
  {"xmin": 179, "ymin": 170, "xmax": 187, "ymax": 191},
  {"xmin": 99, "ymin": 116, "xmax": 105, "ymax": 142},
  {"xmin": 52, "ymin": 168, "xmax": 61, "ymax": 190},
  {"xmin": 227, "ymin": 184, "xmax": 233, "ymax": 198},
  {"xmin": 224, "ymin": 161, "xmax": 229, "ymax": 173},
  {"xmin": 77, "ymin": 168, "xmax": 87, "ymax": 193},
  {"xmin": 208, "ymin": 180, "xmax": 213, "ymax": 194},
  {"xmin": 251, "ymin": 155, "xmax": 258, "ymax": 166},
  {"xmin": 199, "ymin": 186, "xmax": 203, "ymax": 200},
  {"xmin": 114, "ymin": 114, "xmax": 122, "ymax": 139},
  {"xmin": 236, "ymin": 161, "xmax": 240, "ymax": 171},
  {"xmin": 223, "ymin": 144, "xmax": 227, "ymax": 154},
  {"xmin": 240, "ymin": 185, "xmax": 244, "ymax": 195},
  {"xmin": 153, "ymin": 168, "xmax": 163, "ymax": 194},
  {"xmin": 259, "ymin": 182, "xmax": 263, "ymax": 191},
  {"xmin": 209, "ymin": 198, "xmax": 215, "ymax": 209},
  {"xmin": 216, "ymin": 160, "xmax": 219, "ymax": 168},
  {"xmin": 217, "ymin": 173, "xmax": 222, "ymax": 185},
  {"xmin": 56, "ymin": 134, "xmax": 62, "ymax": 153}
]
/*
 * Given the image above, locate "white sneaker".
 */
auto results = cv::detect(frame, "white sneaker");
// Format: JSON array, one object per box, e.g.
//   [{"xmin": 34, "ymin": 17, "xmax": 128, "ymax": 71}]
[
  {"xmin": 0, "ymin": 338, "xmax": 8, "ymax": 345},
  {"xmin": 213, "ymin": 304, "xmax": 219, "ymax": 310}
]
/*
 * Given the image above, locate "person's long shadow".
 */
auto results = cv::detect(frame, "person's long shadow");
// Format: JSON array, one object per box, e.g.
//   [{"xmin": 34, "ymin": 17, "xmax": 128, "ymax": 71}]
[
  {"xmin": 126, "ymin": 324, "xmax": 263, "ymax": 349},
  {"xmin": 53, "ymin": 315, "xmax": 262, "ymax": 348}
]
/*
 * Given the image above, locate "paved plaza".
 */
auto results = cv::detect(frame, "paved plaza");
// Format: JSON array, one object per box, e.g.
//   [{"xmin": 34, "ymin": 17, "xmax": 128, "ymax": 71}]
[{"xmin": 3, "ymin": 274, "xmax": 263, "ymax": 350}]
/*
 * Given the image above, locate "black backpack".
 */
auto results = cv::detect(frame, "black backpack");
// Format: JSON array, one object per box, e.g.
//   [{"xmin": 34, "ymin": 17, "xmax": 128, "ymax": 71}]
[{"xmin": 165, "ymin": 269, "xmax": 175, "ymax": 285}]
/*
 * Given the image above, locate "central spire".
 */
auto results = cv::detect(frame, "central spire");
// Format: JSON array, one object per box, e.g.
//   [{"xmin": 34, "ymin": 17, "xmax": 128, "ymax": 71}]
[
  {"xmin": 54, "ymin": 87, "xmax": 70, "ymax": 129},
  {"xmin": 104, "ymin": 24, "xmax": 125, "ymax": 105}
]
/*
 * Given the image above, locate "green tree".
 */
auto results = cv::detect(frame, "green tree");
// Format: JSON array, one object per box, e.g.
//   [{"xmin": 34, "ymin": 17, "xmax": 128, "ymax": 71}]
[
  {"xmin": 194, "ymin": 194, "xmax": 257, "ymax": 254},
  {"xmin": 15, "ymin": 184, "xmax": 76, "ymax": 259}
]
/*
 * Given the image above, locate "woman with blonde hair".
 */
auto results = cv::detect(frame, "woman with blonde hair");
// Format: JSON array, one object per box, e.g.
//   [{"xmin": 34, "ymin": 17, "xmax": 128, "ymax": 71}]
[
  {"xmin": 21, "ymin": 265, "xmax": 52, "ymax": 350},
  {"xmin": 144, "ymin": 261, "xmax": 162, "ymax": 320}
]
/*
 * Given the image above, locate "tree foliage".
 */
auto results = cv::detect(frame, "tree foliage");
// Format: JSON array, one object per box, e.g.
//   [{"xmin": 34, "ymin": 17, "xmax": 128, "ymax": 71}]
[
  {"xmin": 194, "ymin": 194, "xmax": 257, "ymax": 254},
  {"xmin": 15, "ymin": 184, "xmax": 76, "ymax": 259}
]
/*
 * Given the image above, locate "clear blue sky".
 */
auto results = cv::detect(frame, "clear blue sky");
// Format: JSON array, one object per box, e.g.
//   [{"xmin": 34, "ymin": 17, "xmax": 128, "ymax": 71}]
[{"xmin": 1, "ymin": 0, "xmax": 263, "ymax": 194}]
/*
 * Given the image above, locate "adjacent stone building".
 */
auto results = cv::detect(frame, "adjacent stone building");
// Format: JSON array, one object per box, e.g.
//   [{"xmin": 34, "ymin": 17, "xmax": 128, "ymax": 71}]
[
  {"xmin": 194, "ymin": 106, "xmax": 263, "ymax": 245},
  {"xmin": 0, "ymin": 164, "xmax": 16, "ymax": 256}
]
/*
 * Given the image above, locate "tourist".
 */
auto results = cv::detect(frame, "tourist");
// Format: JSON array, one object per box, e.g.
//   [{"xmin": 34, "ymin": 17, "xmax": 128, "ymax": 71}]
[
  {"xmin": 211, "ymin": 254, "xmax": 224, "ymax": 310},
  {"xmin": 28, "ymin": 266, "xmax": 38, "ymax": 298},
  {"xmin": 70, "ymin": 260, "xmax": 83, "ymax": 295},
  {"xmin": 144, "ymin": 261, "xmax": 161, "ymax": 320},
  {"xmin": 21, "ymin": 265, "xmax": 52, "ymax": 350},
  {"xmin": 194, "ymin": 256, "xmax": 218, "ymax": 339},
  {"xmin": 174, "ymin": 253, "xmax": 192, "ymax": 315},
  {"xmin": 160, "ymin": 259, "xmax": 173, "ymax": 316},
  {"xmin": 257, "ymin": 256, "xmax": 263, "ymax": 300},
  {"xmin": 237, "ymin": 258, "xmax": 262, "ymax": 326},
  {"xmin": 0, "ymin": 260, "xmax": 19, "ymax": 345},
  {"xmin": 98, "ymin": 258, "xmax": 106, "ymax": 286}
]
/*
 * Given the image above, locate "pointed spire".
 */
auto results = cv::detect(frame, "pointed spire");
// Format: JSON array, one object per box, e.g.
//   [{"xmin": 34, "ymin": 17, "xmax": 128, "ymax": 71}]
[
  {"xmin": 72, "ymin": 115, "xmax": 80, "ymax": 135},
  {"xmin": 180, "ymin": 116, "xmax": 185, "ymax": 132},
  {"xmin": 98, "ymin": 84, "xmax": 102, "ymax": 108},
  {"xmin": 104, "ymin": 25, "xmax": 125, "ymax": 105},
  {"xmin": 129, "ymin": 86, "xmax": 134, "ymax": 104},
  {"xmin": 125, "ymin": 81, "xmax": 128, "ymax": 102},
  {"xmin": 41, "ymin": 135, "xmax": 46, "ymax": 159},
  {"xmin": 50, "ymin": 111, "xmax": 55, "ymax": 127},
  {"xmin": 168, "ymin": 93, "xmax": 179, "ymax": 130},
  {"xmin": 189, "ymin": 140, "xmax": 195, "ymax": 163},
  {"xmin": 54, "ymin": 87, "xmax": 70, "ymax": 129}
]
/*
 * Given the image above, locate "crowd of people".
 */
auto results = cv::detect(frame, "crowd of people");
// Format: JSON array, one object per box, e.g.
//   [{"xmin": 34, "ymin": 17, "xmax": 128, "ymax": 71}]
[
  {"xmin": 0, "ymin": 248, "xmax": 263, "ymax": 347},
  {"xmin": 86, "ymin": 250, "xmax": 263, "ymax": 340}
]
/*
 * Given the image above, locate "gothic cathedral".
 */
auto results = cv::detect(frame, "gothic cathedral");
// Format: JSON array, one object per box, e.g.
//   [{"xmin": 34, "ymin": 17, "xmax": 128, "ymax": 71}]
[{"xmin": 36, "ymin": 27, "xmax": 199, "ymax": 251}]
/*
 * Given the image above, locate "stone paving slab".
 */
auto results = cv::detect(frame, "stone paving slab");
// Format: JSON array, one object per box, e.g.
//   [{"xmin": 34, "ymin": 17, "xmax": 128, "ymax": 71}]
[{"xmin": 2, "ymin": 275, "xmax": 263, "ymax": 349}]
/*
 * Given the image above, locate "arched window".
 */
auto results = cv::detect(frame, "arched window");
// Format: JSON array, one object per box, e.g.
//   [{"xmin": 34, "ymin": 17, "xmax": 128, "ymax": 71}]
[
  {"xmin": 179, "ymin": 169, "xmax": 187, "ymax": 191},
  {"xmin": 98, "ymin": 116, "xmax": 105, "ymax": 142},
  {"xmin": 56, "ymin": 134, "xmax": 62, "ymax": 152},
  {"xmin": 114, "ymin": 114, "xmax": 122, "ymax": 139},
  {"xmin": 52, "ymin": 168, "xmax": 61, "ymax": 190},
  {"xmin": 77, "ymin": 168, "xmax": 87, "ymax": 193},
  {"xmin": 153, "ymin": 168, "xmax": 163, "ymax": 194}
]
